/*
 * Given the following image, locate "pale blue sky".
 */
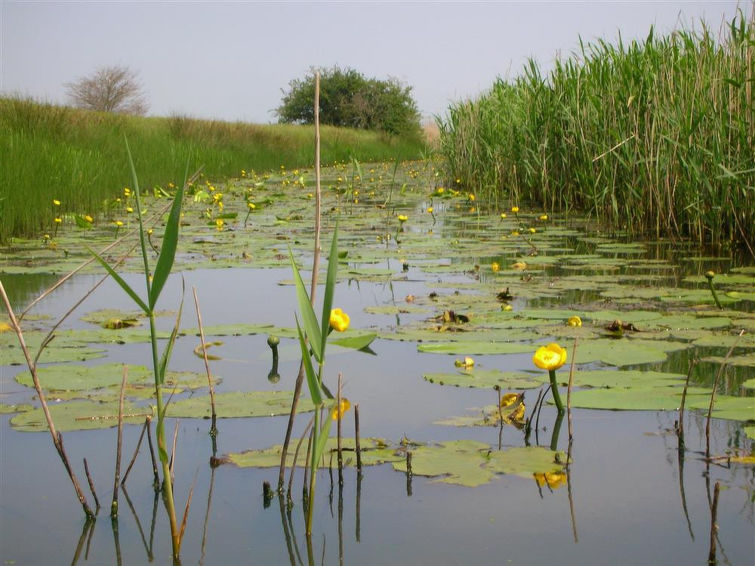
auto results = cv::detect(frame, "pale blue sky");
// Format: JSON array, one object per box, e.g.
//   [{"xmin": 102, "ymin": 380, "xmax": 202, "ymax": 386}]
[{"xmin": 1, "ymin": 1, "xmax": 749, "ymax": 123}]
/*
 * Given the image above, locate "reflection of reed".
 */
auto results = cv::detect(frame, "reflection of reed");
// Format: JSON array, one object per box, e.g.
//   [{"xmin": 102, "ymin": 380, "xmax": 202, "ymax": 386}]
[
  {"xmin": 122, "ymin": 485, "xmax": 154, "ymax": 561},
  {"xmin": 69, "ymin": 518, "xmax": 95, "ymax": 566},
  {"xmin": 199, "ymin": 466, "xmax": 217, "ymax": 566},
  {"xmin": 111, "ymin": 517, "xmax": 123, "ymax": 566},
  {"xmin": 566, "ymin": 440, "xmax": 578, "ymax": 543}
]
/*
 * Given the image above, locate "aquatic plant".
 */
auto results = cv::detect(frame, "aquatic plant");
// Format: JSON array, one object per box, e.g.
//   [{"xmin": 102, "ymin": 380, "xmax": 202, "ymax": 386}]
[
  {"xmin": 438, "ymin": 10, "xmax": 754, "ymax": 251},
  {"xmin": 289, "ymin": 226, "xmax": 345, "ymax": 532},
  {"xmin": 533, "ymin": 343, "xmax": 568, "ymax": 414},
  {"xmin": 89, "ymin": 141, "xmax": 188, "ymax": 560}
]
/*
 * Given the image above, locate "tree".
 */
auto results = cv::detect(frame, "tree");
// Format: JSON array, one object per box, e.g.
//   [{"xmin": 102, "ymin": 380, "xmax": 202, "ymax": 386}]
[
  {"xmin": 276, "ymin": 66, "xmax": 420, "ymax": 136},
  {"xmin": 64, "ymin": 65, "xmax": 148, "ymax": 115}
]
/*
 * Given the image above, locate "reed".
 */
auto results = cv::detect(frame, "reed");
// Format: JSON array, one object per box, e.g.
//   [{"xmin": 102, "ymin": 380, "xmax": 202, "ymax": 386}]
[
  {"xmin": 438, "ymin": 9, "xmax": 754, "ymax": 250},
  {"xmin": 0, "ymin": 96, "xmax": 426, "ymax": 242}
]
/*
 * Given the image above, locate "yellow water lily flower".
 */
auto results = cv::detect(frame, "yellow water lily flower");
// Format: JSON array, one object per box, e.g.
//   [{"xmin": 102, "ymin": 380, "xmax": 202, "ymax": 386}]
[
  {"xmin": 329, "ymin": 308, "xmax": 350, "ymax": 332},
  {"xmin": 331, "ymin": 398, "xmax": 351, "ymax": 421},
  {"xmin": 468, "ymin": 193, "xmax": 475, "ymax": 201},
  {"xmin": 491, "ymin": 262, "xmax": 500, "ymax": 273},
  {"xmin": 53, "ymin": 199, "xmax": 61, "ymax": 206},
  {"xmin": 427, "ymin": 206, "xmax": 434, "ymax": 214},
  {"xmin": 529, "ymin": 228, "xmax": 536, "ymax": 234},
  {"xmin": 511, "ymin": 261, "xmax": 527, "ymax": 270},
  {"xmin": 398, "ymin": 214, "xmax": 408, "ymax": 222},
  {"xmin": 54, "ymin": 217, "xmax": 62, "ymax": 224},
  {"xmin": 539, "ymin": 214, "xmax": 548, "ymax": 220},
  {"xmin": 533, "ymin": 343, "xmax": 567, "ymax": 371},
  {"xmin": 567, "ymin": 315, "xmax": 582, "ymax": 327},
  {"xmin": 0, "ymin": 322, "xmax": 13, "ymax": 333},
  {"xmin": 500, "ymin": 212, "xmax": 507, "ymax": 219},
  {"xmin": 501, "ymin": 304, "xmax": 513, "ymax": 311},
  {"xmin": 248, "ymin": 202, "xmax": 256, "ymax": 210},
  {"xmin": 114, "ymin": 220, "xmax": 123, "ymax": 227},
  {"xmin": 511, "ymin": 206, "xmax": 520, "ymax": 213},
  {"xmin": 84, "ymin": 215, "xmax": 93, "ymax": 223},
  {"xmin": 215, "ymin": 219, "xmax": 224, "ymax": 231},
  {"xmin": 126, "ymin": 207, "xmax": 134, "ymax": 213}
]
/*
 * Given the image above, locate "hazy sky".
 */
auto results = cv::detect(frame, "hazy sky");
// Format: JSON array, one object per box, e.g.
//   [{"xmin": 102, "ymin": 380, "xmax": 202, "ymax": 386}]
[{"xmin": 1, "ymin": 1, "xmax": 749, "ymax": 124}]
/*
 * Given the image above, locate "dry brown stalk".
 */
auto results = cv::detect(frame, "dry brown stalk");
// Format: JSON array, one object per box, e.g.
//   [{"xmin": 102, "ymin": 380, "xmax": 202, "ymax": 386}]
[
  {"xmin": 192, "ymin": 286, "xmax": 217, "ymax": 431},
  {"xmin": 111, "ymin": 365, "xmax": 128, "ymax": 517},
  {"xmin": 0, "ymin": 281, "xmax": 93, "ymax": 517}
]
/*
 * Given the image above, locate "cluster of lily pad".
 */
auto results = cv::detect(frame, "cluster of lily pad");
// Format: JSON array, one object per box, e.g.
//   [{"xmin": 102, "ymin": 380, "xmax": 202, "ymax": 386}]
[{"xmin": 1, "ymin": 158, "xmax": 753, "ymax": 491}]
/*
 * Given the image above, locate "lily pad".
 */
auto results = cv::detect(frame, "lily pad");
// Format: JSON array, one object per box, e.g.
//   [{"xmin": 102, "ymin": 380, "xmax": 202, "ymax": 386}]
[
  {"xmin": 11, "ymin": 400, "xmax": 152, "ymax": 432},
  {"xmin": 568, "ymin": 386, "xmax": 711, "ymax": 412},
  {"xmin": 573, "ymin": 338, "xmax": 689, "ymax": 367},
  {"xmin": 418, "ymin": 342, "xmax": 533, "ymax": 355},
  {"xmin": 423, "ymin": 369, "xmax": 545, "ymax": 389},
  {"xmin": 391, "ymin": 440, "xmax": 565, "ymax": 487},
  {"xmin": 0, "ymin": 403, "xmax": 33, "ymax": 414},
  {"xmin": 226, "ymin": 437, "xmax": 402, "ymax": 468},
  {"xmin": 166, "ymin": 390, "xmax": 315, "ymax": 419},
  {"xmin": 14, "ymin": 363, "xmax": 205, "ymax": 393},
  {"xmin": 701, "ymin": 353, "xmax": 755, "ymax": 367}
]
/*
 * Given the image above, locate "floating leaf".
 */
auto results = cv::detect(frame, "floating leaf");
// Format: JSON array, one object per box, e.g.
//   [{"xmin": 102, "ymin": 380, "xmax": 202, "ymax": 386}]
[
  {"xmin": 423, "ymin": 369, "xmax": 545, "ymax": 389},
  {"xmin": 11, "ymin": 400, "xmax": 152, "ymax": 432},
  {"xmin": 391, "ymin": 440, "xmax": 565, "ymax": 487},
  {"xmin": 418, "ymin": 342, "xmax": 533, "ymax": 355},
  {"xmin": 701, "ymin": 353, "xmax": 755, "ymax": 367},
  {"xmin": 166, "ymin": 390, "xmax": 315, "ymax": 419},
  {"xmin": 226, "ymin": 437, "xmax": 402, "ymax": 468},
  {"xmin": 0, "ymin": 403, "xmax": 33, "ymax": 414}
]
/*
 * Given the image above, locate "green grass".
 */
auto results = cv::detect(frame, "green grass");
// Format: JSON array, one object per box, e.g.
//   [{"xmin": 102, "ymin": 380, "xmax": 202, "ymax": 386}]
[
  {"xmin": 0, "ymin": 96, "xmax": 426, "ymax": 241},
  {"xmin": 438, "ymin": 10, "xmax": 754, "ymax": 251}
]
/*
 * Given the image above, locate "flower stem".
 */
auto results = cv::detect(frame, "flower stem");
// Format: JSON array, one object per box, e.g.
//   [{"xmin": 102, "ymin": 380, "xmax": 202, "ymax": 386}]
[
  {"xmin": 707, "ymin": 279, "xmax": 723, "ymax": 310},
  {"xmin": 549, "ymin": 369, "xmax": 565, "ymax": 415}
]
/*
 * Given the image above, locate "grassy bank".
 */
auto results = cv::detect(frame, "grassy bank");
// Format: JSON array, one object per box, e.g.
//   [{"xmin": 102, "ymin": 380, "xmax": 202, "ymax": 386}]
[
  {"xmin": 438, "ymin": 10, "xmax": 754, "ymax": 251},
  {"xmin": 0, "ymin": 96, "xmax": 426, "ymax": 241}
]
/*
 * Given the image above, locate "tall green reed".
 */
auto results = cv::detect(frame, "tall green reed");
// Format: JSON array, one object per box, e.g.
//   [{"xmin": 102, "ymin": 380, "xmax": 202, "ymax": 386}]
[
  {"xmin": 89, "ymin": 141, "xmax": 189, "ymax": 560},
  {"xmin": 438, "ymin": 10, "xmax": 754, "ymax": 251}
]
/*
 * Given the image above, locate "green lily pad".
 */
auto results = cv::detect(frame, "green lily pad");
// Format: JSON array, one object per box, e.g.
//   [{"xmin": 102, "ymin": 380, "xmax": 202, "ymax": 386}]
[
  {"xmin": 423, "ymin": 369, "xmax": 545, "ymax": 389},
  {"xmin": 0, "ymin": 403, "xmax": 33, "ymax": 414},
  {"xmin": 568, "ymin": 386, "xmax": 711, "ymax": 411},
  {"xmin": 226, "ymin": 437, "xmax": 402, "ymax": 468},
  {"xmin": 686, "ymin": 395, "xmax": 755, "ymax": 422},
  {"xmin": 11, "ymin": 400, "xmax": 153, "ymax": 432},
  {"xmin": 569, "ymin": 369, "xmax": 687, "ymax": 388},
  {"xmin": 165, "ymin": 390, "xmax": 315, "ymax": 419},
  {"xmin": 418, "ymin": 342, "xmax": 533, "ymax": 355},
  {"xmin": 391, "ymin": 440, "xmax": 565, "ymax": 487},
  {"xmin": 14, "ymin": 363, "xmax": 205, "ymax": 393},
  {"xmin": 701, "ymin": 353, "xmax": 755, "ymax": 367},
  {"xmin": 745, "ymin": 426, "xmax": 755, "ymax": 440},
  {"xmin": 573, "ymin": 338, "xmax": 689, "ymax": 367}
]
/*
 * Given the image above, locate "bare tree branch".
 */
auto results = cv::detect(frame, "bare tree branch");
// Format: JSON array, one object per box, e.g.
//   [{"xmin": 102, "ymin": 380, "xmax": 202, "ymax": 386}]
[{"xmin": 65, "ymin": 65, "xmax": 148, "ymax": 115}]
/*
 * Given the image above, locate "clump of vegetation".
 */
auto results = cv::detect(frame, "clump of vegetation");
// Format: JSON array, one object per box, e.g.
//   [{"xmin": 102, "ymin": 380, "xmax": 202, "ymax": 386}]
[
  {"xmin": 438, "ymin": 11, "xmax": 754, "ymax": 251},
  {"xmin": 276, "ymin": 66, "xmax": 422, "ymax": 137},
  {"xmin": 0, "ymin": 96, "xmax": 426, "ymax": 242}
]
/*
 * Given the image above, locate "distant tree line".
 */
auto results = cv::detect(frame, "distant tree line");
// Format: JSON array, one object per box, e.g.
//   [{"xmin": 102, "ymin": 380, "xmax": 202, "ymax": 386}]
[{"xmin": 276, "ymin": 66, "xmax": 421, "ymax": 137}]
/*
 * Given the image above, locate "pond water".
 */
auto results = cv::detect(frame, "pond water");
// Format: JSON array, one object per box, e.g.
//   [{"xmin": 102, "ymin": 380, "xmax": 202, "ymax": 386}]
[{"xmin": 1, "ymin": 161, "xmax": 753, "ymax": 565}]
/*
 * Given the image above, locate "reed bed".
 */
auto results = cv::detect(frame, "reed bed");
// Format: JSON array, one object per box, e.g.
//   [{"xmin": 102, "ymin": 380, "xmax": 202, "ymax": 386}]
[
  {"xmin": 0, "ymin": 97, "xmax": 425, "ymax": 241},
  {"xmin": 438, "ymin": 10, "xmax": 754, "ymax": 250}
]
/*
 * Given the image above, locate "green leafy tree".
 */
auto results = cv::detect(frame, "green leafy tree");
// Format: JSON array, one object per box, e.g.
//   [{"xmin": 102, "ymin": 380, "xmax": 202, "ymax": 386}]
[{"xmin": 276, "ymin": 66, "xmax": 420, "ymax": 136}]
